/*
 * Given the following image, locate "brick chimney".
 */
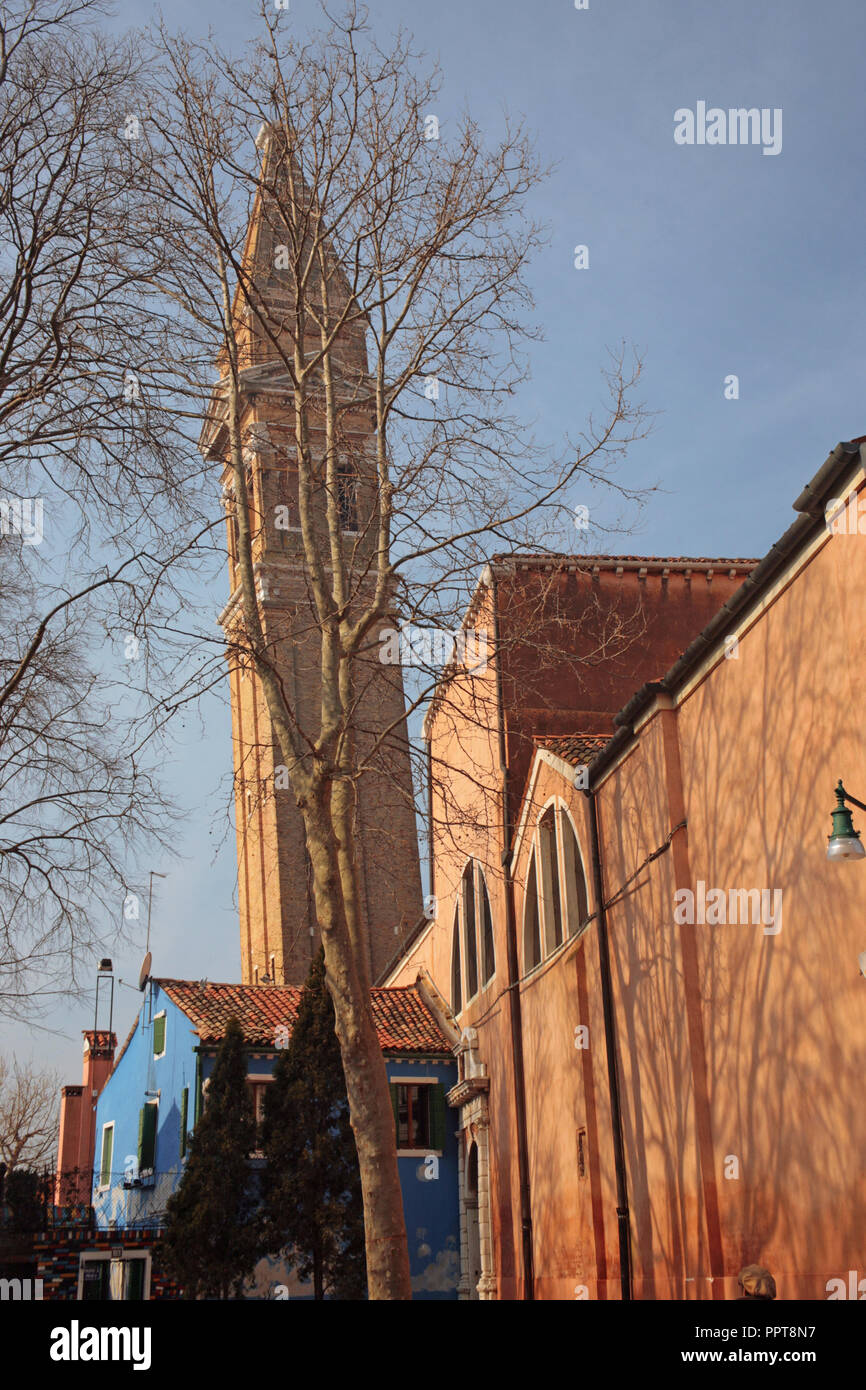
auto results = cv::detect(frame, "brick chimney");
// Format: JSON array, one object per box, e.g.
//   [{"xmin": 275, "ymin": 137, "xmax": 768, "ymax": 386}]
[{"xmin": 54, "ymin": 1030, "xmax": 117, "ymax": 1207}]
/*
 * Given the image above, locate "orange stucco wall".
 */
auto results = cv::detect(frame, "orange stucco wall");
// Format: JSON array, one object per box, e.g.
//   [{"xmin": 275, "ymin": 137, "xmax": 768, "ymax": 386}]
[{"xmin": 390, "ymin": 478, "xmax": 866, "ymax": 1300}]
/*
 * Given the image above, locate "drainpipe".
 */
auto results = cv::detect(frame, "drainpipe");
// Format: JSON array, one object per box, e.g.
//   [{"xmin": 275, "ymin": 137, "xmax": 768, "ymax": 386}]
[
  {"xmin": 586, "ymin": 786, "xmax": 632, "ymax": 1301},
  {"xmin": 426, "ymin": 735, "xmax": 435, "ymax": 902},
  {"xmin": 489, "ymin": 567, "xmax": 535, "ymax": 1300}
]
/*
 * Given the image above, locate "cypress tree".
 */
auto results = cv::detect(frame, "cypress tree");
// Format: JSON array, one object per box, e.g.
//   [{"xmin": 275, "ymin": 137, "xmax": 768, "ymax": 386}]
[
  {"xmin": 260, "ymin": 949, "xmax": 366, "ymax": 1299},
  {"xmin": 161, "ymin": 1016, "xmax": 260, "ymax": 1299}
]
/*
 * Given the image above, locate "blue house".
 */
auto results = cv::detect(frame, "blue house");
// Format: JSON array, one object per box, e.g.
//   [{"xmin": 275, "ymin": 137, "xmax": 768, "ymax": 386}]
[{"xmin": 87, "ymin": 976, "xmax": 460, "ymax": 1299}]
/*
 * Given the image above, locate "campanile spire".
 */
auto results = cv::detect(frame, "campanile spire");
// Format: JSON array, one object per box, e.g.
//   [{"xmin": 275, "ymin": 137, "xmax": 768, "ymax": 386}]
[{"xmin": 201, "ymin": 124, "xmax": 423, "ymax": 985}]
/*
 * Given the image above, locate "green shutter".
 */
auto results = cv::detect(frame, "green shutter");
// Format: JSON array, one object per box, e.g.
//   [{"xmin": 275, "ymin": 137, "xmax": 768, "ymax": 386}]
[
  {"xmin": 139, "ymin": 1102, "xmax": 157, "ymax": 1170},
  {"xmin": 194, "ymin": 1052, "xmax": 202, "ymax": 1125},
  {"xmin": 153, "ymin": 1014, "xmax": 166, "ymax": 1057},
  {"xmin": 429, "ymin": 1084, "xmax": 447, "ymax": 1151},
  {"xmin": 389, "ymin": 1083, "xmax": 400, "ymax": 1139},
  {"xmin": 99, "ymin": 1126, "xmax": 113, "ymax": 1187},
  {"xmin": 125, "ymin": 1259, "xmax": 145, "ymax": 1300},
  {"xmin": 180, "ymin": 1087, "xmax": 189, "ymax": 1158}
]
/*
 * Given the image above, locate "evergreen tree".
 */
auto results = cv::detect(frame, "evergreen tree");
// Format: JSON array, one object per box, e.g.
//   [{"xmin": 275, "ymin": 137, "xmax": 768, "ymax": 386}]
[
  {"xmin": 260, "ymin": 950, "xmax": 366, "ymax": 1299},
  {"xmin": 161, "ymin": 1016, "xmax": 260, "ymax": 1298}
]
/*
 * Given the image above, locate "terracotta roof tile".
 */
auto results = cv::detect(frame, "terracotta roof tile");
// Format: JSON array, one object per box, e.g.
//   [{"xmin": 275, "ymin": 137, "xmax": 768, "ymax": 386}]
[
  {"xmin": 154, "ymin": 978, "xmax": 451, "ymax": 1055},
  {"xmin": 491, "ymin": 553, "xmax": 757, "ymax": 570},
  {"xmin": 534, "ymin": 733, "xmax": 611, "ymax": 766}
]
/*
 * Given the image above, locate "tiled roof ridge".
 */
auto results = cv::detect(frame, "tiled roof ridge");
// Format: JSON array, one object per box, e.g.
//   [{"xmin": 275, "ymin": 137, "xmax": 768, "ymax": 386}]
[
  {"xmin": 533, "ymin": 731, "xmax": 610, "ymax": 743},
  {"xmin": 154, "ymin": 976, "xmax": 301, "ymax": 994},
  {"xmin": 489, "ymin": 552, "xmax": 758, "ymax": 568},
  {"xmin": 154, "ymin": 977, "xmax": 452, "ymax": 1055},
  {"xmin": 153, "ymin": 976, "xmax": 427, "ymax": 997}
]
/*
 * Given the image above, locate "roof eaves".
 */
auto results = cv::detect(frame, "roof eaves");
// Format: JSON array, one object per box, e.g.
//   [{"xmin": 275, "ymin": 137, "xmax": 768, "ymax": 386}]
[{"xmin": 588, "ymin": 438, "xmax": 866, "ymax": 786}]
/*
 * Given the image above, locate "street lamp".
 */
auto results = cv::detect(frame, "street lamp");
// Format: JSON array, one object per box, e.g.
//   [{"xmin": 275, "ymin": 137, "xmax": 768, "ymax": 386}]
[{"xmin": 827, "ymin": 780, "xmax": 866, "ymax": 861}]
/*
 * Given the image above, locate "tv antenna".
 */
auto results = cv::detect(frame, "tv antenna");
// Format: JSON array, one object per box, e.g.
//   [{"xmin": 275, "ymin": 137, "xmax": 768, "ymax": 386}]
[
  {"xmin": 139, "ymin": 870, "xmax": 166, "ymax": 993},
  {"xmin": 146, "ymin": 870, "xmax": 166, "ymax": 955}
]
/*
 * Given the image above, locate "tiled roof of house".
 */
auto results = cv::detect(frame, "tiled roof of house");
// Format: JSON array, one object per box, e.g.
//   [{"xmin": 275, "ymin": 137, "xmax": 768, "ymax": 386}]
[
  {"xmin": 154, "ymin": 978, "xmax": 452, "ymax": 1055},
  {"xmin": 534, "ymin": 733, "xmax": 611, "ymax": 766}
]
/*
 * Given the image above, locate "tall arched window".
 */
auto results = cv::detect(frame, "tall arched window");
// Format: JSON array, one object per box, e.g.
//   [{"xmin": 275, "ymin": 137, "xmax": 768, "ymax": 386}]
[
  {"xmin": 523, "ymin": 852, "xmax": 542, "ymax": 971},
  {"xmin": 457, "ymin": 861, "xmax": 496, "ymax": 1003},
  {"xmin": 461, "ymin": 862, "xmax": 479, "ymax": 999},
  {"xmin": 560, "ymin": 811, "xmax": 590, "ymax": 936},
  {"xmin": 533, "ymin": 804, "xmax": 591, "ymax": 960},
  {"xmin": 480, "ymin": 875, "xmax": 496, "ymax": 985},
  {"xmin": 539, "ymin": 807, "xmax": 563, "ymax": 953},
  {"xmin": 451, "ymin": 906, "xmax": 462, "ymax": 1014}
]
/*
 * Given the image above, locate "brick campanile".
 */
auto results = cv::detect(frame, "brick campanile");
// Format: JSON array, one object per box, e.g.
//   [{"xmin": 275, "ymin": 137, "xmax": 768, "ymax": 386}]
[{"xmin": 200, "ymin": 126, "xmax": 422, "ymax": 986}]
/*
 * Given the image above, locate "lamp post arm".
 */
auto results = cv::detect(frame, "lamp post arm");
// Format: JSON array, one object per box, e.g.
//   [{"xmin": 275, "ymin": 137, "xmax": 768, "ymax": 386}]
[{"xmin": 838, "ymin": 782, "xmax": 866, "ymax": 814}]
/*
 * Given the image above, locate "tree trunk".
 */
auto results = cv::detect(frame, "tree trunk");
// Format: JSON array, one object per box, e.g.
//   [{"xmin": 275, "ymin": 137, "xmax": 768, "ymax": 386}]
[{"xmin": 303, "ymin": 803, "xmax": 411, "ymax": 1300}]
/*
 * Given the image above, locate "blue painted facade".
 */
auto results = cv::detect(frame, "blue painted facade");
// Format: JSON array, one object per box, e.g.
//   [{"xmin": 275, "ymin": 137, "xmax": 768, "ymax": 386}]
[{"xmin": 91, "ymin": 981, "xmax": 459, "ymax": 1299}]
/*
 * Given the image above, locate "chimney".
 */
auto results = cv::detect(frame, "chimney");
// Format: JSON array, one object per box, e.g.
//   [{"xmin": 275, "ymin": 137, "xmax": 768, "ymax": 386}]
[
  {"xmin": 54, "ymin": 961, "xmax": 118, "ymax": 1207},
  {"xmin": 55, "ymin": 1032, "xmax": 118, "ymax": 1207}
]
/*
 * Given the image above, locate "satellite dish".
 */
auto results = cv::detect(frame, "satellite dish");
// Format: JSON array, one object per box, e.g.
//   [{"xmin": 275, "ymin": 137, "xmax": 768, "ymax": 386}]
[{"xmin": 138, "ymin": 951, "xmax": 152, "ymax": 992}]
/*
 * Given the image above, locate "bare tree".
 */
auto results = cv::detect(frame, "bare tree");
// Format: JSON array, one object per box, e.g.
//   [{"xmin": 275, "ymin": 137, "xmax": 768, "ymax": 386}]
[
  {"xmin": 0, "ymin": 0, "xmax": 231, "ymax": 1014},
  {"xmin": 0, "ymin": 1053, "xmax": 59, "ymax": 1171},
  {"xmin": 135, "ymin": 2, "xmax": 650, "ymax": 1298}
]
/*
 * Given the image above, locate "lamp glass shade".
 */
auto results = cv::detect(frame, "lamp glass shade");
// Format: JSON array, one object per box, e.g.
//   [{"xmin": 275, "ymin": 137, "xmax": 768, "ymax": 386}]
[
  {"xmin": 827, "ymin": 834, "xmax": 866, "ymax": 861},
  {"xmin": 828, "ymin": 783, "xmax": 865, "ymax": 861}
]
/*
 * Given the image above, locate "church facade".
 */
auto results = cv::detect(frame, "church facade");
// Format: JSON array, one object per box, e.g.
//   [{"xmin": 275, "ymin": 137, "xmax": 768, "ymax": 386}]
[{"xmin": 385, "ymin": 436, "xmax": 866, "ymax": 1301}]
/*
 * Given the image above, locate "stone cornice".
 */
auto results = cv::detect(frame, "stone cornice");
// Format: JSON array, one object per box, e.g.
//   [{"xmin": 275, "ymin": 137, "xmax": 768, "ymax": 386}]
[{"xmin": 446, "ymin": 1075, "xmax": 490, "ymax": 1108}]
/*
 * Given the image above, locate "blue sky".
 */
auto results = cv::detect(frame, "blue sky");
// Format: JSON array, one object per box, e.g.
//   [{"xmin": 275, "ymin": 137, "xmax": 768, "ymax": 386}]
[{"xmin": 6, "ymin": 0, "xmax": 865, "ymax": 1081}]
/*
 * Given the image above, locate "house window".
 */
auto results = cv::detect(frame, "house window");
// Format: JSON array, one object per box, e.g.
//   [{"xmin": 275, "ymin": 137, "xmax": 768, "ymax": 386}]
[
  {"xmin": 246, "ymin": 1079, "xmax": 271, "ymax": 1127},
  {"xmin": 523, "ymin": 851, "xmax": 541, "ymax": 971},
  {"xmin": 79, "ymin": 1252, "xmax": 149, "ymax": 1301},
  {"xmin": 451, "ymin": 906, "xmax": 462, "ymax": 1014},
  {"xmin": 152, "ymin": 1012, "xmax": 166, "ymax": 1059},
  {"xmin": 138, "ymin": 1101, "xmax": 158, "ymax": 1174},
  {"xmin": 389, "ymin": 1082, "xmax": 447, "ymax": 1152},
  {"xmin": 98, "ymin": 1123, "xmax": 114, "ymax": 1190}
]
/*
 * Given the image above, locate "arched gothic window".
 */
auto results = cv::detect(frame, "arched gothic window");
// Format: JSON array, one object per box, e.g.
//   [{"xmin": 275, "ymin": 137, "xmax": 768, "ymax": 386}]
[
  {"xmin": 560, "ymin": 811, "xmax": 590, "ymax": 936},
  {"xmin": 479, "ymin": 874, "xmax": 496, "ymax": 986},
  {"xmin": 454, "ymin": 862, "xmax": 496, "ymax": 1012},
  {"xmin": 523, "ymin": 852, "xmax": 542, "ymax": 971},
  {"xmin": 461, "ymin": 862, "xmax": 479, "ymax": 999},
  {"xmin": 539, "ymin": 807, "xmax": 563, "ymax": 952},
  {"xmin": 525, "ymin": 805, "xmax": 590, "ymax": 970},
  {"xmin": 451, "ymin": 905, "xmax": 462, "ymax": 1014}
]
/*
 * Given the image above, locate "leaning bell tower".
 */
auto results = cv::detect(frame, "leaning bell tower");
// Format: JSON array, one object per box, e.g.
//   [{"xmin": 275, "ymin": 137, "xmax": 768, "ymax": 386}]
[{"xmin": 199, "ymin": 125, "xmax": 422, "ymax": 986}]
